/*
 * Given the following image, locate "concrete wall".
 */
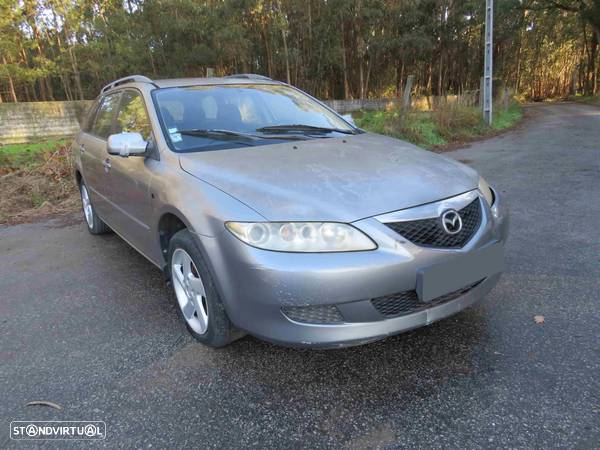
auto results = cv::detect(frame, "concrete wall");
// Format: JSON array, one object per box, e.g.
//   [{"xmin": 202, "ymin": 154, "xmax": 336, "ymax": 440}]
[
  {"xmin": 0, "ymin": 100, "xmax": 93, "ymax": 145},
  {"xmin": 323, "ymin": 98, "xmax": 400, "ymax": 114}
]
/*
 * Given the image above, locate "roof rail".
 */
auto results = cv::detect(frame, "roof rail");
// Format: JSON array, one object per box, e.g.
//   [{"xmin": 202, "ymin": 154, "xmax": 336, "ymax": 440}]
[
  {"xmin": 101, "ymin": 75, "xmax": 156, "ymax": 94},
  {"xmin": 224, "ymin": 73, "xmax": 273, "ymax": 81}
]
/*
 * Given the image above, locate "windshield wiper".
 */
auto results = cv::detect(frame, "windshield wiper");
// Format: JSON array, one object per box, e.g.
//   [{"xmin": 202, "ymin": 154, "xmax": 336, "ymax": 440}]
[
  {"xmin": 176, "ymin": 129, "xmax": 306, "ymax": 141},
  {"xmin": 255, "ymin": 124, "xmax": 356, "ymax": 135},
  {"xmin": 177, "ymin": 129, "xmax": 257, "ymax": 140}
]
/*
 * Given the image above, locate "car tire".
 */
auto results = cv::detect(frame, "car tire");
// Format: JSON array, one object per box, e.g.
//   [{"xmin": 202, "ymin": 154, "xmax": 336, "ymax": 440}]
[
  {"xmin": 79, "ymin": 182, "xmax": 110, "ymax": 235},
  {"xmin": 168, "ymin": 229, "xmax": 244, "ymax": 347}
]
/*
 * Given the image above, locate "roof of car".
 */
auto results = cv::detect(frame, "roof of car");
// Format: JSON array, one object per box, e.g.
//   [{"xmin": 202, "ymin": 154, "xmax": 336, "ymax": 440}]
[
  {"xmin": 101, "ymin": 74, "xmax": 281, "ymax": 94},
  {"xmin": 153, "ymin": 77, "xmax": 281, "ymax": 88}
]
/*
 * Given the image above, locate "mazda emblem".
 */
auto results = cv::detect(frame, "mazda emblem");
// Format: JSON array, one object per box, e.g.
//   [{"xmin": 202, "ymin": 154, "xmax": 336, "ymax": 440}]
[{"xmin": 441, "ymin": 209, "xmax": 463, "ymax": 235}]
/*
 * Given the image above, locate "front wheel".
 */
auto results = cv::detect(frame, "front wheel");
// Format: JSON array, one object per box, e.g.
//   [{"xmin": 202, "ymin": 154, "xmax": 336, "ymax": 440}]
[
  {"xmin": 80, "ymin": 182, "xmax": 110, "ymax": 235},
  {"xmin": 168, "ymin": 229, "xmax": 244, "ymax": 347}
]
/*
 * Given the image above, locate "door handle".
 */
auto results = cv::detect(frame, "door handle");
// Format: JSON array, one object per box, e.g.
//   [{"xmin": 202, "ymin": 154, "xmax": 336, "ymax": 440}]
[
  {"xmin": 103, "ymin": 158, "xmax": 111, "ymax": 171},
  {"xmin": 79, "ymin": 144, "xmax": 85, "ymax": 154}
]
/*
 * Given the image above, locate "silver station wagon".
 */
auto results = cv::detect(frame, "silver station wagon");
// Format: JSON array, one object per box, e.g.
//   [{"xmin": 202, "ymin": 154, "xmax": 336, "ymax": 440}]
[{"xmin": 74, "ymin": 74, "xmax": 509, "ymax": 348}]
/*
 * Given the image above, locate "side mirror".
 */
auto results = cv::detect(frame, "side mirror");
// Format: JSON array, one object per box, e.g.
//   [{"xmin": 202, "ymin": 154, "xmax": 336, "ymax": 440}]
[
  {"xmin": 342, "ymin": 114, "xmax": 356, "ymax": 127},
  {"xmin": 107, "ymin": 132, "xmax": 148, "ymax": 157}
]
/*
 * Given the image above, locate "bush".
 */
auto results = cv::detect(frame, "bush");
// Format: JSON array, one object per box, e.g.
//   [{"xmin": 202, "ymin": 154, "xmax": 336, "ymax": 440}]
[{"xmin": 431, "ymin": 103, "xmax": 484, "ymax": 141}]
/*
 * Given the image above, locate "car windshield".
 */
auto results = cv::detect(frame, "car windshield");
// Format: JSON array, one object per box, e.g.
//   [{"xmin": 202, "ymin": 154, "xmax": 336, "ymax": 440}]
[{"xmin": 153, "ymin": 84, "xmax": 357, "ymax": 152}]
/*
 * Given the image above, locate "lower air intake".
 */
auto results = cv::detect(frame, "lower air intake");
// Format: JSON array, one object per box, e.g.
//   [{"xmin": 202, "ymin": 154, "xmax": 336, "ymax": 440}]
[
  {"xmin": 371, "ymin": 279, "xmax": 485, "ymax": 318},
  {"xmin": 282, "ymin": 305, "xmax": 344, "ymax": 324}
]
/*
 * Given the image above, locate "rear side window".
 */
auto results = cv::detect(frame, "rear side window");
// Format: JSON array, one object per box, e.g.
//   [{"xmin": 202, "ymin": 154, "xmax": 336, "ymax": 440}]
[
  {"xmin": 92, "ymin": 93, "xmax": 120, "ymax": 139},
  {"xmin": 115, "ymin": 90, "xmax": 152, "ymax": 140}
]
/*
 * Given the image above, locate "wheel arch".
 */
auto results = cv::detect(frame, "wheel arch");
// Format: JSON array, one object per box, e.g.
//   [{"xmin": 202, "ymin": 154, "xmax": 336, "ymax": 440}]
[
  {"xmin": 156, "ymin": 208, "xmax": 229, "ymax": 304},
  {"xmin": 75, "ymin": 169, "xmax": 83, "ymax": 187},
  {"xmin": 157, "ymin": 210, "xmax": 190, "ymax": 264}
]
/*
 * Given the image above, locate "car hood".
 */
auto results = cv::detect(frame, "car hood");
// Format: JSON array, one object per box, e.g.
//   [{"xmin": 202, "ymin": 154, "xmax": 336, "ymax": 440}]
[{"xmin": 179, "ymin": 133, "xmax": 479, "ymax": 222}]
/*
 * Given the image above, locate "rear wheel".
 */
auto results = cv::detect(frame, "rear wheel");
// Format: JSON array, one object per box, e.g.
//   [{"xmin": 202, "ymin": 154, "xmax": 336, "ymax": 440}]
[
  {"xmin": 80, "ymin": 182, "xmax": 110, "ymax": 235},
  {"xmin": 168, "ymin": 229, "xmax": 243, "ymax": 347}
]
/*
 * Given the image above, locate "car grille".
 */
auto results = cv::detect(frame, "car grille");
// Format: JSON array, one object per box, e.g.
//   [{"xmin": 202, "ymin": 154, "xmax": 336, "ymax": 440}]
[
  {"xmin": 282, "ymin": 305, "xmax": 344, "ymax": 324},
  {"xmin": 371, "ymin": 279, "xmax": 485, "ymax": 318},
  {"xmin": 385, "ymin": 199, "xmax": 482, "ymax": 248}
]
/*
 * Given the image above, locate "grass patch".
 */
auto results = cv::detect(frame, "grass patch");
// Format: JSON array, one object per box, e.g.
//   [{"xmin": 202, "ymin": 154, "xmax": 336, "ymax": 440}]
[
  {"xmin": 492, "ymin": 103, "xmax": 524, "ymax": 130},
  {"xmin": 354, "ymin": 109, "xmax": 446, "ymax": 147},
  {"xmin": 0, "ymin": 140, "xmax": 79, "ymax": 224},
  {"xmin": 568, "ymin": 94, "xmax": 600, "ymax": 106},
  {"xmin": 356, "ymin": 102, "xmax": 523, "ymax": 149},
  {"xmin": 0, "ymin": 139, "xmax": 67, "ymax": 155},
  {"xmin": 0, "ymin": 139, "xmax": 68, "ymax": 169}
]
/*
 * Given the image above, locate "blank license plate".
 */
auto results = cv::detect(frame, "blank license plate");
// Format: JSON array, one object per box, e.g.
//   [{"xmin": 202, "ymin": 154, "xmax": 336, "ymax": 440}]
[{"xmin": 416, "ymin": 242, "xmax": 504, "ymax": 302}]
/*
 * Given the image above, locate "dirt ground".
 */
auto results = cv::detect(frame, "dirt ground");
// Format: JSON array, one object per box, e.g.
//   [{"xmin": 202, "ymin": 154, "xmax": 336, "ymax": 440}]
[{"xmin": 0, "ymin": 145, "xmax": 79, "ymax": 225}]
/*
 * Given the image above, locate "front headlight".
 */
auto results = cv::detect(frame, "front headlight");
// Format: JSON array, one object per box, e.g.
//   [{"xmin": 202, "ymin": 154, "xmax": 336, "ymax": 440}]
[
  {"xmin": 478, "ymin": 176, "xmax": 495, "ymax": 206},
  {"xmin": 225, "ymin": 222, "xmax": 377, "ymax": 252}
]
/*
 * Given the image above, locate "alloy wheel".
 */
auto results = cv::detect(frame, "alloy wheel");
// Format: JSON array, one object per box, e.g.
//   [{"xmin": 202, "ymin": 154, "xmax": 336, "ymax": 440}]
[
  {"xmin": 80, "ymin": 184, "xmax": 94, "ymax": 229},
  {"xmin": 171, "ymin": 248, "xmax": 209, "ymax": 334}
]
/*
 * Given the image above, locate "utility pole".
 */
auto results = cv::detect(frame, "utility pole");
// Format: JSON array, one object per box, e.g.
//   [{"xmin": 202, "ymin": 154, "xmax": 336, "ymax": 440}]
[{"xmin": 483, "ymin": 0, "xmax": 493, "ymax": 125}]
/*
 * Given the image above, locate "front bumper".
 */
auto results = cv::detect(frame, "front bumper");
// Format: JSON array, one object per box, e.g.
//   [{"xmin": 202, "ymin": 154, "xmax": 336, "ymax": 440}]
[{"xmin": 199, "ymin": 189, "xmax": 509, "ymax": 348}]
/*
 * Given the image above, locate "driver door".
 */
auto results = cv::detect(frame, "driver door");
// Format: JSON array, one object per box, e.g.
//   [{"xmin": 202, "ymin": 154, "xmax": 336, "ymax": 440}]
[{"xmin": 103, "ymin": 89, "xmax": 159, "ymax": 260}]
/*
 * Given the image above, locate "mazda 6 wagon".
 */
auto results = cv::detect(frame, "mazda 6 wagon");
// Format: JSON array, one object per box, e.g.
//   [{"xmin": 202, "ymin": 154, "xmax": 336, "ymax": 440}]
[{"xmin": 73, "ymin": 74, "xmax": 509, "ymax": 348}]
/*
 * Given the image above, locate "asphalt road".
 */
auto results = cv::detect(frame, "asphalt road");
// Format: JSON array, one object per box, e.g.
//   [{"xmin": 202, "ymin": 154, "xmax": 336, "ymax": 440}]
[{"xmin": 1, "ymin": 103, "xmax": 599, "ymax": 449}]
